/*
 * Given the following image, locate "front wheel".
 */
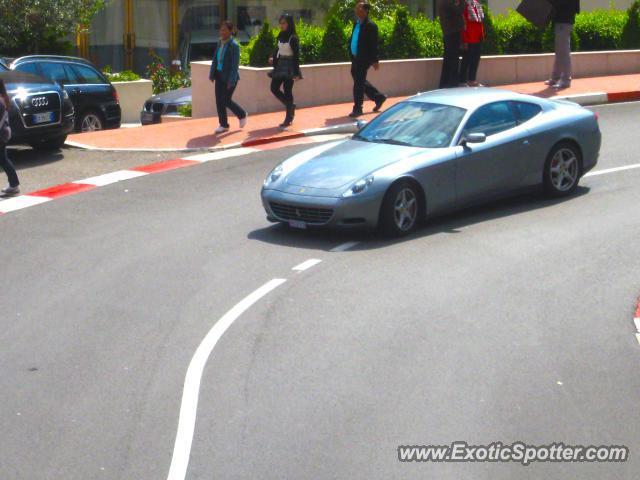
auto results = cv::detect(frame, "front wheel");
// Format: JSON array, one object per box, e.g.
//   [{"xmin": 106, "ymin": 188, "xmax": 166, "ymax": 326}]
[
  {"xmin": 78, "ymin": 111, "xmax": 104, "ymax": 132},
  {"xmin": 30, "ymin": 135, "xmax": 67, "ymax": 151},
  {"xmin": 379, "ymin": 181, "xmax": 421, "ymax": 237},
  {"xmin": 543, "ymin": 142, "xmax": 582, "ymax": 197}
]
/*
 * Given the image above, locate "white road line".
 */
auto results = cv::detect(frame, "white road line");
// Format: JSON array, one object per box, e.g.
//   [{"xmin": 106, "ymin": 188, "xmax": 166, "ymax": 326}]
[
  {"xmin": 73, "ymin": 170, "xmax": 148, "ymax": 187},
  {"xmin": 585, "ymin": 163, "xmax": 640, "ymax": 177},
  {"xmin": 292, "ymin": 259, "xmax": 322, "ymax": 272},
  {"xmin": 634, "ymin": 318, "xmax": 640, "ymax": 334},
  {"xmin": 183, "ymin": 147, "xmax": 259, "ymax": 162},
  {"xmin": 0, "ymin": 195, "xmax": 51, "ymax": 213},
  {"xmin": 330, "ymin": 241, "xmax": 360, "ymax": 252},
  {"xmin": 167, "ymin": 278, "xmax": 287, "ymax": 480}
]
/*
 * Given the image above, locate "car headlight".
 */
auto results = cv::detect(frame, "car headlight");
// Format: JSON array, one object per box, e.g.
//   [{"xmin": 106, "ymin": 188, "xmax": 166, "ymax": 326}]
[
  {"xmin": 264, "ymin": 164, "xmax": 283, "ymax": 187},
  {"xmin": 343, "ymin": 176, "xmax": 374, "ymax": 197}
]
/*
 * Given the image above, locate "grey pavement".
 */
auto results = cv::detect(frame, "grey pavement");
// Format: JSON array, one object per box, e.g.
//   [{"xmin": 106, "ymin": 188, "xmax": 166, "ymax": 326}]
[{"xmin": 0, "ymin": 102, "xmax": 639, "ymax": 480}]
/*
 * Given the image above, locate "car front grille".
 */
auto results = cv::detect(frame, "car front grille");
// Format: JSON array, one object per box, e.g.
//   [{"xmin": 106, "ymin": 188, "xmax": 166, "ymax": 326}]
[
  {"xmin": 18, "ymin": 92, "xmax": 61, "ymax": 127},
  {"xmin": 144, "ymin": 101, "xmax": 153, "ymax": 112},
  {"xmin": 152, "ymin": 102, "xmax": 164, "ymax": 113},
  {"xmin": 21, "ymin": 92, "xmax": 61, "ymax": 114},
  {"xmin": 269, "ymin": 202, "xmax": 334, "ymax": 224}
]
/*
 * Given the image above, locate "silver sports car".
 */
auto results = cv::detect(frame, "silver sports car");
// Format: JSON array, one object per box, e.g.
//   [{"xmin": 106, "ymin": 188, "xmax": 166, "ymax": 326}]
[{"xmin": 261, "ymin": 88, "xmax": 601, "ymax": 236}]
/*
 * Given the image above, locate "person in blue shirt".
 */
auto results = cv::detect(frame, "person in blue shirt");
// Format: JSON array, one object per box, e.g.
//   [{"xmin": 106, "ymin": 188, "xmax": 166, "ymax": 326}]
[
  {"xmin": 347, "ymin": 1, "xmax": 386, "ymax": 118},
  {"xmin": 209, "ymin": 21, "xmax": 248, "ymax": 134}
]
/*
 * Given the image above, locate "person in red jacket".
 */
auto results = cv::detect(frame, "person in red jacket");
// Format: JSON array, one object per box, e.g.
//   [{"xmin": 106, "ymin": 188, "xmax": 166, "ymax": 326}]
[{"xmin": 459, "ymin": 0, "xmax": 485, "ymax": 87}]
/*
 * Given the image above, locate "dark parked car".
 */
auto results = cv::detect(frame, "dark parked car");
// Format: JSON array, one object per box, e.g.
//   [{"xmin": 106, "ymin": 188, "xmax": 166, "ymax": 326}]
[
  {"xmin": 141, "ymin": 87, "xmax": 191, "ymax": 125},
  {"xmin": 11, "ymin": 55, "xmax": 121, "ymax": 132},
  {"xmin": 0, "ymin": 62, "xmax": 74, "ymax": 150}
]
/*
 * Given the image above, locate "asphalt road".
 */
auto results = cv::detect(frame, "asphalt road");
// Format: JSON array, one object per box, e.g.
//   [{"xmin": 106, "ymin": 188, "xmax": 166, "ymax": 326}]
[{"xmin": 1, "ymin": 102, "xmax": 639, "ymax": 480}]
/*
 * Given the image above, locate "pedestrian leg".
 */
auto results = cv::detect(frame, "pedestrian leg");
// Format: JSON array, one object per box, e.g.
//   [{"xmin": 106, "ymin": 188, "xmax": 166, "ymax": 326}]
[
  {"xmin": 214, "ymin": 79, "xmax": 229, "ymax": 128},
  {"xmin": 351, "ymin": 62, "xmax": 366, "ymax": 113},
  {"xmin": 224, "ymin": 84, "xmax": 247, "ymax": 120},
  {"xmin": 0, "ymin": 144, "xmax": 19, "ymax": 189}
]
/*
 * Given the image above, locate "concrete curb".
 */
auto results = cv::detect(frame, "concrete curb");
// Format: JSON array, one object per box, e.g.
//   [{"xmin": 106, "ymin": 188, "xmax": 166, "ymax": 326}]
[{"xmin": 64, "ymin": 123, "xmax": 356, "ymax": 153}]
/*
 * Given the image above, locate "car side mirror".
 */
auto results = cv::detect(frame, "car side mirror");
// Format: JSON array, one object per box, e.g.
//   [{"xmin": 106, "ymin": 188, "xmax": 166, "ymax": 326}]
[
  {"xmin": 461, "ymin": 132, "xmax": 486, "ymax": 146},
  {"xmin": 356, "ymin": 119, "xmax": 368, "ymax": 130}
]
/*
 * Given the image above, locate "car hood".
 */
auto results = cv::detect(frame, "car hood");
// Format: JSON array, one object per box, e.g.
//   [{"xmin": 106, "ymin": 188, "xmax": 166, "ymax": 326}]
[
  {"xmin": 0, "ymin": 71, "xmax": 58, "ymax": 92},
  {"xmin": 284, "ymin": 139, "xmax": 423, "ymax": 190},
  {"xmin": 148, "ymin": 87, "xmax": 192, "ymax": 104}
]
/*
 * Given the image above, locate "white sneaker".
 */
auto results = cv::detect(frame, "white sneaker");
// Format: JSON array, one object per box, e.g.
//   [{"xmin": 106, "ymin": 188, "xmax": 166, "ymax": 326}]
[
  {"xmin": 215, "ymin": 126, "xmax": 229, "ymax": 134},
  {"xmin": 239, "ymin": 115, "xmax": 248, "ymax": 129},
  {"xmin": 1, "ymin": 186, "xmax": 20, "ymax": 196}
]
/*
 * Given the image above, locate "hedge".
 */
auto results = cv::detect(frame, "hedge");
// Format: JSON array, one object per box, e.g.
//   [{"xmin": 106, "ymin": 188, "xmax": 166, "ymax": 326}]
[{"xmin": 240, "ymin": 5, "xmax": 640, "ymax": 66}]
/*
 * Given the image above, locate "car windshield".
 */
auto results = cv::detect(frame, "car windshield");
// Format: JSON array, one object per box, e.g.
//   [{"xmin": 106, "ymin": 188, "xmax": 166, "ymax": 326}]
[{"xmin": 354, "ymin": 101, "xmax": 466, "ymax": 148}]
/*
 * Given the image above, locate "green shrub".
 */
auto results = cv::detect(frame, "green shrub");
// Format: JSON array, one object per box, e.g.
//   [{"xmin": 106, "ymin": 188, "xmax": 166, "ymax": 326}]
[
  {"xmin": 621, "ymin": 0, "xmax": 640, "ymax": 49},
  {"xmin": 319, "ymin": 15, "xmax": 350, "ymax": 62},
  {"xmin": 388, "ymin": 7, "xmax": 422, "ymax": 58},
  {"xmin": 103, "ymin": 67, "xmax": 141, "ymax": 82},
  {"xmin": 145, "ymin": 50, "xmax": 191, "ymax": 94},
  {"xmin": 249, "ymin": 22, "xmax": 276, "ymax": 67},
  {"xmin": 495, "ymin": 9, "xmax": 542, "ymax": 54},
  {"xmin": 326, "ymin": 0, "xmax": 400, "ymax": 24},
  {"xmin": 376, "ymin": 17, "xmax": 395, "ymax": 59},
  {"xmin": 297, "ymin": 21, "xmax": 324, "ymax": 64},
  {"xmin": 177, "ymin": 103, "xmax": 192, "ymax": 117},
  {"xmin": 573, "ymin": 10, "xmax": 627, "ymax": 51},
  {"xmin": 409, "ymin": 14, "xmax": 442, "ymax": 57},
  {"xmin": 481, "ymin": 1, "xmax": 501, "ymax": 55}
]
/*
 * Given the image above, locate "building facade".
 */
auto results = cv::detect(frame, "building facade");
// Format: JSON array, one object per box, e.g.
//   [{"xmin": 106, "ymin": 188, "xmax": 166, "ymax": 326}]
[{"xmin": 83, "ymin": 0, "xmax": 633, "ymax": 74}]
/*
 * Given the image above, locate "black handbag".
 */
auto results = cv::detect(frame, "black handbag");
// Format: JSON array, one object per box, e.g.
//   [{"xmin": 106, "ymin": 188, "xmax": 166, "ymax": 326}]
[
  {"xmin": 268, "ymin": 56, "xmax": 295, "ymax": 80},
  {"xmin": 517, "ymin": 0, "xmax": 553, "ymax": 28}
]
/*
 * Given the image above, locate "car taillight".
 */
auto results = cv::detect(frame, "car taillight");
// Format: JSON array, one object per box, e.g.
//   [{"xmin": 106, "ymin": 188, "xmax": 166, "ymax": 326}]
[
  {"xmin": 113, "ymin": 89, "xmax": 119, "ymax": 103},
  {"xmin": 594, "ymin": 112, "xmax": 599, "ymax": 122}
]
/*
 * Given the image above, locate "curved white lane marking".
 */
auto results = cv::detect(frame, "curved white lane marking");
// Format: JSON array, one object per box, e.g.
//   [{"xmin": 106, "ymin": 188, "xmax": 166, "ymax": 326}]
[
  {"xmin": 167, "ymin": 278, "xmax": 287, "ymax": 480},
  {"xmin": 292, "ymin": 259, "xmax": 322, "ymax": 271},
  {"xmin": 585, "ymin": 163, "xmax": 640, "ymax": 177},
  {"xmin": 331, "ymin": 241, "xmax": 360, "ymax": 252}
]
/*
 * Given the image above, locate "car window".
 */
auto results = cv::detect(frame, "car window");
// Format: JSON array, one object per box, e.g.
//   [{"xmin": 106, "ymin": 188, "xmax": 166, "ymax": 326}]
[
  {"xmin": 39, "ymin": 62, "xmax": 69, "ymax": 84},
  {"xmin": 355, "ymin": 101, "xmax": 467, "ymax": 148},
  {"xmin": 514, "ymin": 101, "xmax": 542, "ymax": 124},
  {"xmin": 463, "ymin": 101, "xmax": 518, "ymax": 137},
  {"xmin": 15, "ymin": 62, "xmax": 41, "ymax": 76},
  {"xmin": 72, "ymin": 64, "xmax": 105, "ymax": 84},
  {"xmin": 63, "ymin": 64, "xmax": 81, "ymax": 84}
]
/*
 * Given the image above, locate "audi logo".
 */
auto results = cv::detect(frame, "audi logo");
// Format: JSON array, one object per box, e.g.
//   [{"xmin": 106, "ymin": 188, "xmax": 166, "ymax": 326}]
[{"xmin": 31, "ymin": 97, "xmax": 49, "ymax": 107}]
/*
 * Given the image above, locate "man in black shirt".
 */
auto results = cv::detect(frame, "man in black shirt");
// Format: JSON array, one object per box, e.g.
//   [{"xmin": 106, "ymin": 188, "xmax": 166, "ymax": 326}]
[{"xmin": 348, "ymin": 1, "xmax": 386, "ymax": 118}]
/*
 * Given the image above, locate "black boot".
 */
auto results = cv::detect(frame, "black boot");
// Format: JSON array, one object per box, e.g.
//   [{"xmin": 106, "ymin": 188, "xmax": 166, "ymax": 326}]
[{"xmin": 279, "ymin": 103, "xmax": 295, "ymax": 129}]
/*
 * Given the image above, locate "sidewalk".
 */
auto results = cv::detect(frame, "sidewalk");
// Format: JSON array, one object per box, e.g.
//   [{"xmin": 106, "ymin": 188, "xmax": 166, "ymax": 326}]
[{"xmin": 67, "ymin": 73, "xmax": 640, "ymax": 152}]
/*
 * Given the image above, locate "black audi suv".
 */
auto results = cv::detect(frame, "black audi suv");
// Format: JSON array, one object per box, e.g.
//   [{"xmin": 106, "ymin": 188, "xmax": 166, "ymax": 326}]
[
  {"xmin": 0, "ymin": 61, "xmax": 75, "ymax": 150},
  {"xmin": 11, "ymin": 56, "xmax": 121, "ymax": 132}
]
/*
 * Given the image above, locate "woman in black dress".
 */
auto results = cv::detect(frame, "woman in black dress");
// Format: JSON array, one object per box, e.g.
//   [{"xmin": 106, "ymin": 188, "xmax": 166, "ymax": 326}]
[{"xmin": 269, "ymin": 14, "xmax": 302, "ymax": 129}]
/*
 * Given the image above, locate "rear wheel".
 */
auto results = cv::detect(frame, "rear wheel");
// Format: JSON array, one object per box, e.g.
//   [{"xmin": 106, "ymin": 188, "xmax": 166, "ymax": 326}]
[
  {"xmin": 379, "ymin": 181, "xmax": 421, "ymax": 237},
  {"xmin": 78, "ymin": 110, "xmax": 104, "ymax": 132},
  {"xmin": 30, "ymin": 135, "xmax": 67, "ymax": 151},
  {"xmin": 543, "ymin": 142, "xmax": 582, "ymax": 197}
]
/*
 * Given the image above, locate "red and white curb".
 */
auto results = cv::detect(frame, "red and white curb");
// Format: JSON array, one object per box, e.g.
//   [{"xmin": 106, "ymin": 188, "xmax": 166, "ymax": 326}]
[
  {"xmin": 558, "ymin": 90, "xmax": 640, "ymax": 106},
  {"xmin": 634, "ymin": 297, "xmax": 640, "ymax": 346},
  {"xmin": 0, "ymin": 134, "xmax": 348, "ymax": 216}
]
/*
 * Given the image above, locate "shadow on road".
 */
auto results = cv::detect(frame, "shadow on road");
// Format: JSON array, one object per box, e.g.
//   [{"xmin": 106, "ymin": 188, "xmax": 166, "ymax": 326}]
[
  {"xmin": 247, "ymin": 186, "xmax": 591, "ymax": 252},
  {"xmin": 7, "ymin": 146, "xmax": 65, "ymax": 171}
]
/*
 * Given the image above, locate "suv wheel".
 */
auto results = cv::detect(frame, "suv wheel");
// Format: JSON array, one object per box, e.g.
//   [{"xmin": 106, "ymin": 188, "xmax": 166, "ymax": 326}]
[
  {"xmin": 30, "ymin": 135, "xmax": 68, "ymax": 151},
  {"xmin": 79, "ymin": 111, "xmax": 104, "ymax": 132}
]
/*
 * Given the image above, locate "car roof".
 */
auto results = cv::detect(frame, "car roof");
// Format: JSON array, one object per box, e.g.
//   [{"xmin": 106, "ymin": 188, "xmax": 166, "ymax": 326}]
[
  {"xmin": 407, "ymin": 88, "xmax": 546, "ymax": 110},
  {"xmin": 12, "ymin": 55, "xmax": 96, "ymax": 67}
]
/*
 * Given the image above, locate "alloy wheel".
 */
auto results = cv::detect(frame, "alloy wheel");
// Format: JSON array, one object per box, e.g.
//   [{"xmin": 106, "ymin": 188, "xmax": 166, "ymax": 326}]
[
  {"xmin": 393, "ymin": 188, "xmax": 418, "ymax": 231},
  {"xmin": 550, "ymin": 148, "xmax": 579, "ymax": 192},
  {"xmin": 81, "ymin": 114, "xmax": 103, "ymax": 132}
]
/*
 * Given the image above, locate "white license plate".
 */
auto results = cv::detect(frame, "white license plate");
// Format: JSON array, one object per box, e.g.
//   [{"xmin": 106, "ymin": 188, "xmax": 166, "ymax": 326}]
[
  {"xmin": 32, "ymin": 112, "xmax": 55, "ymax": 124},
  {"xmin": 288, "ymin": 219, "xmax": 307, "ymax": 229}
]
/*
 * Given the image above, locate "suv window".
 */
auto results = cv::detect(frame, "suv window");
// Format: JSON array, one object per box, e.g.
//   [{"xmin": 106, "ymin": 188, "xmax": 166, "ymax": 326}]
[
  {"xmin": 39, "ymin": 62, "xmax": 69, "ymax": 84},
  {"xmin": 63, "ymin": 64, "xmax": 81, "ymax": 84},
  {"xmin": 463, "ymin": 101, "xmax": 518, "ymax": 137},
  {"xmin": 72, "ymin": 64, "xmax": 105, "ymax": 84},
  {"xmin": 514, "ymin": 102, "xmax": 542, "ymax": 124},
  {"xmin": 15, "ymin": 62, "xmax": 41, "ymax": 76}
]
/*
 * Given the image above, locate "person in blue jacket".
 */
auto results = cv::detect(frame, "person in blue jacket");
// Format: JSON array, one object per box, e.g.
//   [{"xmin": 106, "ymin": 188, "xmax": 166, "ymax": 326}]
[{"xmin": 209, "ymin": 21, "xmax": 248, "ymax": 134}]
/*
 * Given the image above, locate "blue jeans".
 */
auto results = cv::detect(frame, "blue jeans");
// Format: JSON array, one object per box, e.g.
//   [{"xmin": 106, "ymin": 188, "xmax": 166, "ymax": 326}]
[{"xmin": 0, "ymin": 144, "xmax": 19, "ymax": 188}]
